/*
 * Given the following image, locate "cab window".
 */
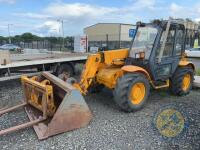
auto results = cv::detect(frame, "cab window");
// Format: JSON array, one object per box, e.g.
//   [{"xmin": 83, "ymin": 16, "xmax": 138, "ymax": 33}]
[
  {"xmin": 175, "ymin": 29, "xmax": 184, "ymax": 55},
  {"xmin": 156, "ymin": 27, "xmax": 175, "ymax": 57}
]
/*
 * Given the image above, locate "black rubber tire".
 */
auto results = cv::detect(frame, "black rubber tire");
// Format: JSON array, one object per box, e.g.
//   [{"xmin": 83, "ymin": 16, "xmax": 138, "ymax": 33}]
[
  {"xmin": 170, "ymin": 66, "xmax": 194, "ymax": 96},
  {"xmin": 0, "ymin": 73, "xmax": 5, "ymax": 77},
  {"xmin": 113, "ymin": 73, "xmax": 150, "ymax": 112},
  {"xmin": 0, "ymin": 70, "xmax": 7, "ymax": 77},
  {"xmin": 56, "ymin": 64, "xmax": 74, "ymax": 77}
]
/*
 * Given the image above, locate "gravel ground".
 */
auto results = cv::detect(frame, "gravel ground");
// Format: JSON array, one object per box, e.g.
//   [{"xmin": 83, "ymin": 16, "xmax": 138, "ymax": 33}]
[{"xmin": 0, "ymin": 80, "xmax": 199, "ymax": 150}]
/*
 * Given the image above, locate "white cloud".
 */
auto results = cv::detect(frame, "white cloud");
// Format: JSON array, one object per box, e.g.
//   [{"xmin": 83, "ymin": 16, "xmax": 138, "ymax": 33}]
[
  {"xmin": 195, "ymin": 18, "xmax": 200, "ymax": 22},
  {"xmin": 0, "ymin": 0, "xmax": 15, "ymax": 4},
  {"xmin": 34, "ymin": 21, "xmax": 60, "ymax": 36},
  {"xmin": 169, "ymin": 2, "xmax": 200, "ymax": 21},
  {"xmin": 132, "ymin": 0, "xmax": 156, "ymax": 9},
  {"xmin": 44, "ymin": 2, "xmax": 118, "ymax": 19},
  {"xmin": 13, "ymin": 13, "xmax": 51, "ymax": 19},
  {"xmin": 12, "ymin": 2, "xmax": 137, "ymax": 36},
  {"xmin": 5, "ymin": 0, "xmax": 200, "ymax": 36},
  {"xmin": 170, "ymin": 3, "xmax": 183, "ymax": 14},
  {"xmin": 15, "ymin": 1, "xmax": 151, "ymax": 21}
]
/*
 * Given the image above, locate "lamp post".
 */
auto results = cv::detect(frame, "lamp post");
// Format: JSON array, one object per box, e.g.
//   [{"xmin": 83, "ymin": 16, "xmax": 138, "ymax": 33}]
[
  {"xmin": 8, "ymin": 24, "xmax": 13, "ymax": 44},
  {"xmin": 57, "ymin": 19, "xmax": 65, "ymax": 50}
]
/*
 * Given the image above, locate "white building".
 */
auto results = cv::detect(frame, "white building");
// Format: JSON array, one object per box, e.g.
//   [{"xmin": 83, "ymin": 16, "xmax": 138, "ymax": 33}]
[{"xmin": 84, "ymin": 23, "xmax": 136, "ymax": 50}]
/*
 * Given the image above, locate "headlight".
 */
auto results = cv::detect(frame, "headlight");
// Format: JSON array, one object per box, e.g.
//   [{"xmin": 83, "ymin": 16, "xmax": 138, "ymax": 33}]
[
  {"xmin": 135, "ymin": 52, "xmax": 145, "ymax": 59},
  {"xmin": 135, "ymin": 53, "xmax": 140, "ymax": 58}
]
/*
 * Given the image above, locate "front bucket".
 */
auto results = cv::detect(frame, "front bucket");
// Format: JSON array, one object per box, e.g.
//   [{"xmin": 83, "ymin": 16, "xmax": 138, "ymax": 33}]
[
  {"xmin": 25, "ymin": 90, "xmax": 92, "ymax": 139},
  {"xmin": 23, "ymin": 72, "xmax": 93, "ymax": 139},
  {"xmin": 44, "ymin": 91, "xmax": 91, "ymax": 139},
  {"xmin": 0, "ymin": 72, "xmax": 92, "ymax": 140}
]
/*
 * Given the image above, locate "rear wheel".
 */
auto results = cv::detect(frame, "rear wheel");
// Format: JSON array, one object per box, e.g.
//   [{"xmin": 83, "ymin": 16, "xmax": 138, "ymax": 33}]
[
  {"xmin": 170, "ymin": 66, "xmax": 194, "ymax": 96},
  {"xmin": 0, "ymin": 70, "xmax": 7, "ymax": 77},
  {"xmin": 113, "ymin": 73, "xmax": 150, "ymax": 112}
]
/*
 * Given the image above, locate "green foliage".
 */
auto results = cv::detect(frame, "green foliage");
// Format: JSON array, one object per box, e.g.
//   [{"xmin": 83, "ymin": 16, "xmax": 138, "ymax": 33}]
[
  {"xmin": 196, "ymin": 68, "xmax": 200, "ymax": 76},
  {"xmin": 45, "ymin": 37, "xmax": 59, "ymax": 43},
  {"xmin": 0, "ymin": 36, "xmax": 6, "ymax": 40},
  {"xmin": 0, "ymin": 36, "xmax": 8, "ymax": 43},
  {"xmin": 21, "ymin": 33, "xmax": 40, "ymax": 42}
]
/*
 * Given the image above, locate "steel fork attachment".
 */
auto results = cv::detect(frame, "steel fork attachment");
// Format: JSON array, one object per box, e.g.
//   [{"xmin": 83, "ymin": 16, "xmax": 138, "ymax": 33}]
[{"xmin": 0, "ymin": 72, "xmax": 92, "ymax": 139}]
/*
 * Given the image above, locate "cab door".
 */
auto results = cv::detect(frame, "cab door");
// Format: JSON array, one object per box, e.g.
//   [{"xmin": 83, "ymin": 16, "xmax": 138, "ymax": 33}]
[{"xmin": 152, "ymin": 25, "xmax": 184, "ymax": 81}]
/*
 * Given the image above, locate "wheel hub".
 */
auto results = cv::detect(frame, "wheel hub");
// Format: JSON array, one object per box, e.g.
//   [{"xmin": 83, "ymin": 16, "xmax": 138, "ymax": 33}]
[
  {"xmin": 129, "ymin": 82, "xmax": 146, "ymax": 105},
  {"xmin": 182, "ymin": 74, "xmax": 191, "ymax": 91}
]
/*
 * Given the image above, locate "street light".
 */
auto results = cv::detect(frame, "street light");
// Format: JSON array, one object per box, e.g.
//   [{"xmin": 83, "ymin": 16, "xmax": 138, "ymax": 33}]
[
  {"xmin": 8, "ymin": 24, "xmax": 13, "ymax": 44},
  {"xmin": 57, "ymin": 19, "xmax": 65, "ymax": 50}
]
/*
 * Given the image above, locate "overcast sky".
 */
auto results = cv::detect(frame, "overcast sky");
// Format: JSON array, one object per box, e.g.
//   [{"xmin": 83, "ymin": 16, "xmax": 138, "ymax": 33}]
[{"xmin": 0, "ymin": 0, "xmax": 199, "ymax": 37}]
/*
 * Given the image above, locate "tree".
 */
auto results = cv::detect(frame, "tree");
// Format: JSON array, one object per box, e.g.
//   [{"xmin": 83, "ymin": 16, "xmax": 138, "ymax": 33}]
[
  {"xmin": 45, "ymin": 37, "xmax": 58, "ymax": 44},
  {"xmin": 21, "ymin": 32, "xmax": 40, "ymax": 42},
  {"xmin": 0, "ymin": 36, "xmax": 6, "ymax": 41},
  {"xmin": 11, "ymin": 35, "xmax": 22, "ymax": 43},
  {"xmin": 0, "ymin": 36, "xmax": 7, "ymax": 45}
]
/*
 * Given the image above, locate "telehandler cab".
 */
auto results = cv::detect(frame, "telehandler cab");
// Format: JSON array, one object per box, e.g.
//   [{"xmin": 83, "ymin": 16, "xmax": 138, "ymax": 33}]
[{"xmin": 0, "ymin": 19, "xmax": 195, "ymax": 139}]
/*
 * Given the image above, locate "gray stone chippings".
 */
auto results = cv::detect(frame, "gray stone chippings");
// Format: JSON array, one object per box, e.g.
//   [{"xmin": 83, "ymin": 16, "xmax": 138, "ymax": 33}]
[{"xmin": 0, "ymin": 80, "xmax": 199, "ymax": 150}]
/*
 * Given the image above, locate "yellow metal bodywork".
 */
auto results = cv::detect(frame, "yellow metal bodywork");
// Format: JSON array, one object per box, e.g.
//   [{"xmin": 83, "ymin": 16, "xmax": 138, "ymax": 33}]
[
  {"xmin": 21, "ymin": 76, "xmax": 56, "ymax": 116},
  {"xmin": 121, "ymin": 65, "xmax": 151, "ymax": 80},
  {"xmin": 121, "ymin": 65, "xmax": 170, "ymax": 89},
  {"xmin": 73, "ymin": 53, "xmax": 102, "ymax": 94},
  {"xmin": 179, "ymin": 60, "xmax": 195, "ymax": 70},
  {"xmin": 74, "ymin": 49, "xmax": 129, "ymax": 93},
  {"xmin": 96, "ymin": 67, "xmax": 123, "ymax": 89},
  {"xmin": 103, "ymin": 49, "xmax": 129, "ymax": 65},
  {"xmin": 73, "ymin": 48, "xmax": 179, "ymax": 92},
  {"xmin": 179, "ymin": 54, "xmax": 195, "ymax": 70}
]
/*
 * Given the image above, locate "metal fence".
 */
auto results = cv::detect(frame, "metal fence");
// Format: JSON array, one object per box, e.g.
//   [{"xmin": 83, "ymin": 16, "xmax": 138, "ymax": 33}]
[
  {"xmin": 0, "ymin": 39, "xmax": 74, "ymax": 52},
  {"xmin": 15, "ymin": 40, "xmax": 74, "ymax": 52}
]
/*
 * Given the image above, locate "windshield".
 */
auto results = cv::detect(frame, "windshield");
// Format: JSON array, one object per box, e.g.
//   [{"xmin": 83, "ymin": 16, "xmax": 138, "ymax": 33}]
[{"xmin": 130, "ymin": 26, "xmax": 158, "ymax": 59}]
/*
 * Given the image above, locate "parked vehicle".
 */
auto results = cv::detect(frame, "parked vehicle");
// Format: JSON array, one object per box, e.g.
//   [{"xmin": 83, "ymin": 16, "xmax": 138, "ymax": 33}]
[
  {"xmin": 0, "ymin": 44, "xmax": 22, "ymax": 52},
  {"xmin": 0, "ymin": 52, "xmax": 88, "ymax": 81},
  {"xmin": 185, "ymin": 47, "xmax": 200, "ymax": 58}
]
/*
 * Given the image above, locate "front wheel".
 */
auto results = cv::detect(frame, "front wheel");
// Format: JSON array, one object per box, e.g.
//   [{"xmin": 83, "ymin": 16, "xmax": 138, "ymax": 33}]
[{"xmin": 113, "ymin": 73, "xmax": 150, "ymax": 112}]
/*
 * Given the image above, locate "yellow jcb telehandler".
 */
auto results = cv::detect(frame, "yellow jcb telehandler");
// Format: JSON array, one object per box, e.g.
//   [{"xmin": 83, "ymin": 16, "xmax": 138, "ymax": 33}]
[{"xmin": 0, "ymin": 19, "xmax": 195, "ymax": 139}]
